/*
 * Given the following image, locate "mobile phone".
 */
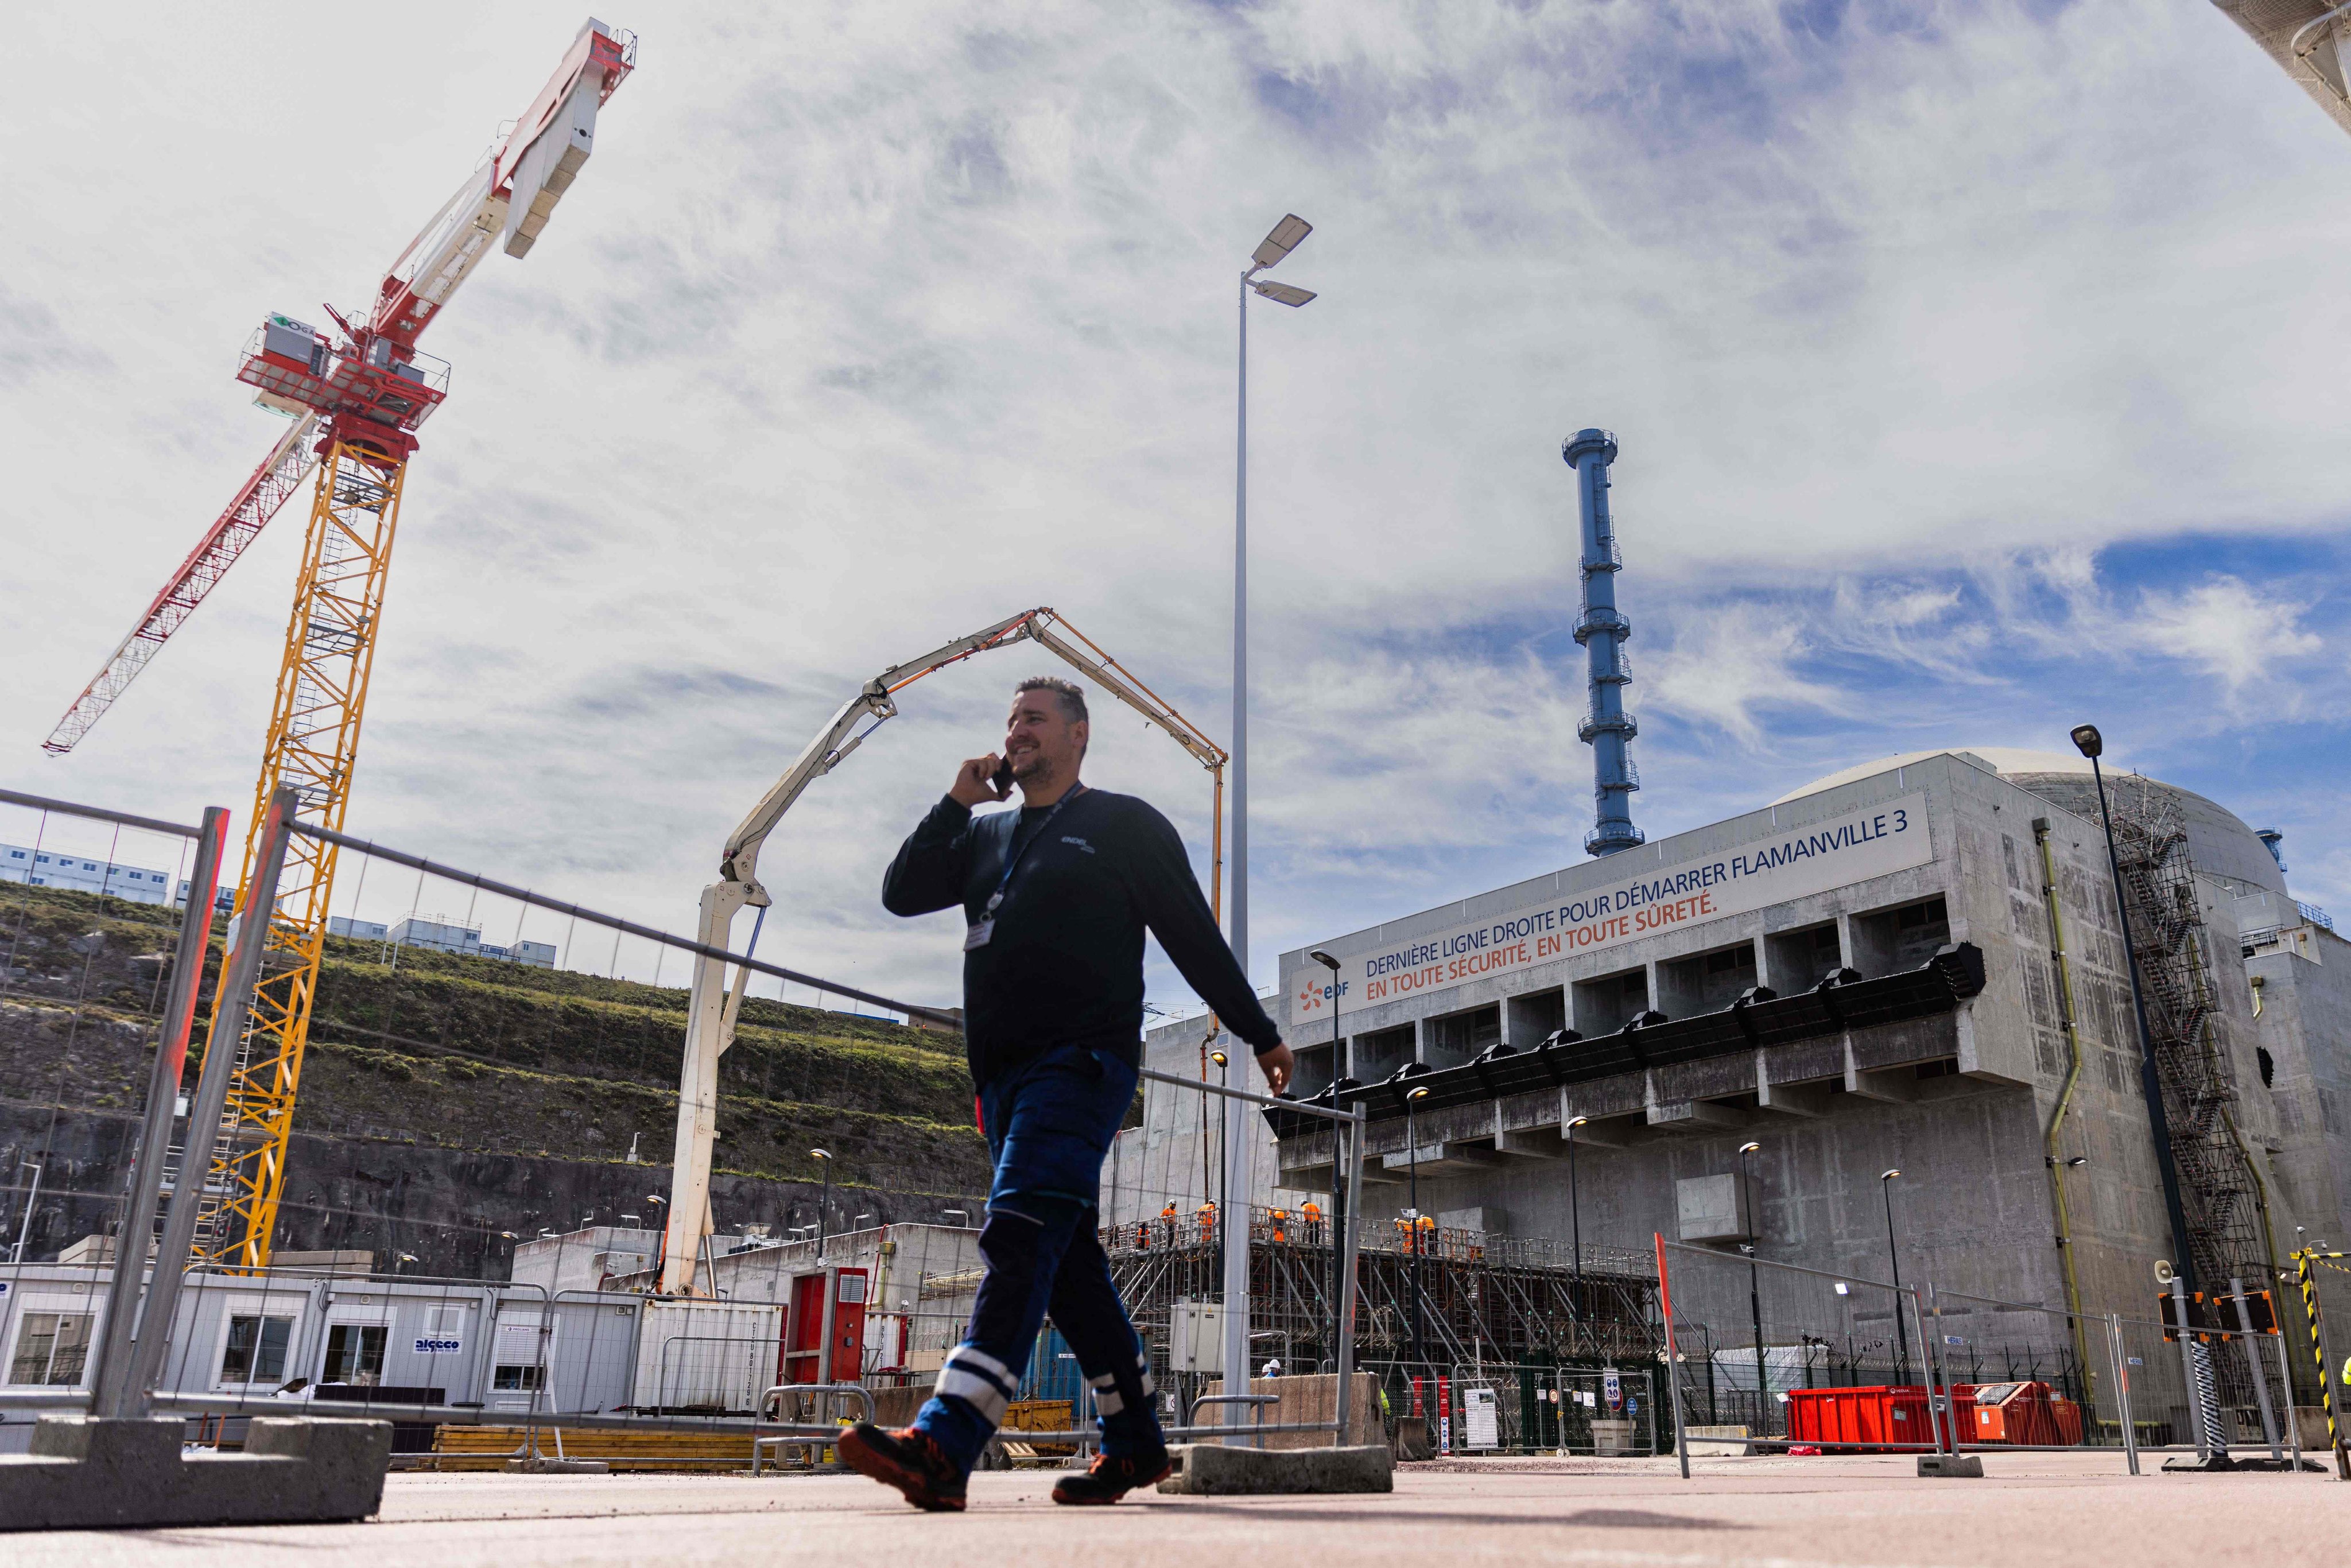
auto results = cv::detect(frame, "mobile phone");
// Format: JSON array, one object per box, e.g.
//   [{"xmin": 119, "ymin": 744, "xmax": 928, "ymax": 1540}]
[{"xmin": 990, "ymin": 757, "xmax": 1014, "ymax": 794}]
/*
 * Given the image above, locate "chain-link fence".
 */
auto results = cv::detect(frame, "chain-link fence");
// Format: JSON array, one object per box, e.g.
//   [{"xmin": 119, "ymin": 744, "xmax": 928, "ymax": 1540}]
[
  {"xmin": 1651, "ymin": 1236, "xmax": 2327, "ymax": 1472},
  {"xmin": 1, "ymin": 785, "xmax": 226, "ymax": 1441},
  {"xmin": 0, "ymin": 784, "xmax": 1375, "ymax": 1464}
]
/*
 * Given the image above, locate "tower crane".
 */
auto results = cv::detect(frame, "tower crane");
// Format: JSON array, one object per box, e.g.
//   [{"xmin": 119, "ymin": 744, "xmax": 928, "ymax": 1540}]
[
  {"xmin": 658, "ymin": 607, "xmax": 1227, "ymax": 1293},
  {"xmin": 42, "ymin": 20, "xmax": 637, "ymax": 1269}
]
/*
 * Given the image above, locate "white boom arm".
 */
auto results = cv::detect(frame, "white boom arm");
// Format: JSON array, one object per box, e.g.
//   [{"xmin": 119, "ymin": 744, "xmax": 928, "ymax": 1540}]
[{"xmin": 658, "ymin": 608, "xmax": 1226, "ymax": 1291}]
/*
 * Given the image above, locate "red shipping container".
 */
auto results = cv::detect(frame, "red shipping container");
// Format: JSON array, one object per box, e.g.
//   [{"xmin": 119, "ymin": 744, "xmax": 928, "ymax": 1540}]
[
  {"xmin": 1968, "ymin": 1381, "xmax": 2076, "ymax": 1446},
  {"xmin": 1782, "ymin": 1385, "xmax": 1944, "ymax": 1453}
]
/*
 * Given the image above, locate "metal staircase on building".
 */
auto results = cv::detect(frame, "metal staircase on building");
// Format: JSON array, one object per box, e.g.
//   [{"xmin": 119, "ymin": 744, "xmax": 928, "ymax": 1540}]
[{"xmin": 2106, "ymin": 779, "xmax": 2279, "ymax": 1408}]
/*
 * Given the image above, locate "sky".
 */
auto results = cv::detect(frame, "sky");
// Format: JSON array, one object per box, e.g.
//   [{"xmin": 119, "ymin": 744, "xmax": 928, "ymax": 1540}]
[{"xmin": 5, "ymin": 1, "xmax": 2350, "ymax": 1023}]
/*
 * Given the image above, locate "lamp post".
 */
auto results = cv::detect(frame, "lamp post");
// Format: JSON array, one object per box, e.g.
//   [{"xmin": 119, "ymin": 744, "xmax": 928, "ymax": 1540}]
[
  {"xmin": 1208, "ymin": 1049, "xmax": 1229, "ymax": 1218},
  {"xmin": 1565, "ymin": 1117, "xmax": 1589, "ymax": 1283},
  {"xmin": 1226, "ymin": 214, "xmax": 1316, "ymax": 1447},
  {"xmin": 9, "ymin": 1159, "xmax": 41, "ymax": 1263},
  {"xmin": 1880, "ymin": 1169, "xmax": 1909, "ymax": 1377},
  {"xmin": 1738, "ymin": 1140, "xmax": 1768, "ymax": 1424},
  {"xmin": 1309, "ymin": 949, "xmax": 1345, "ymax": 1360},
  {"xmin": 1229, "ymin": 214, "xmax": 1317, "ymax": 989},
  {"xmin": 1565, "ymin": 1115, "xmax": 1589, "ymax": 1357},
  {"xmin": 811, "ymin": 1148, "xmax": 832, "ymax": 1251},
  {"xmin": 1405, "ymin": 1085, "xmax": 1431, "ymax": 1369},
  {"xmin": 2070, "ymin": 722, "xmax": 2198, "ymax": 1296}
]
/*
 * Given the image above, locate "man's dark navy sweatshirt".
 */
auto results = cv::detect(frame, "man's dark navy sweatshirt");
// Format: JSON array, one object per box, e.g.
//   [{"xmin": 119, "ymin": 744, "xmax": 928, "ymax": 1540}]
[{"xmin": 882, "ymin": 787, "xmax": 1282, "ymax": 1088}]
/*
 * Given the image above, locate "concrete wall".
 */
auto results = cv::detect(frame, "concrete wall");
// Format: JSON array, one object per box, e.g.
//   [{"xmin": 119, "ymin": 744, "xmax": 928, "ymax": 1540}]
[{"xmin": 2245, "ymin": 922, "xmax": 2351, "ymax": 1257}]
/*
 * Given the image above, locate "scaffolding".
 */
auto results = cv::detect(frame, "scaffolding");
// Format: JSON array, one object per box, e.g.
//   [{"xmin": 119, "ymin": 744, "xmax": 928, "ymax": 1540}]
[{"xmin": 1101, "ymin": 1210, "xmax": 1660, "ymax": 1384}]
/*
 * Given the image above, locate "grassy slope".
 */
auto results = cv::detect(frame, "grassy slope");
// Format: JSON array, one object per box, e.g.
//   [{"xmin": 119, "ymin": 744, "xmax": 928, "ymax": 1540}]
[{"xmin": 0, "ymin": 883, "xmax": 987, "ymax": 1196}]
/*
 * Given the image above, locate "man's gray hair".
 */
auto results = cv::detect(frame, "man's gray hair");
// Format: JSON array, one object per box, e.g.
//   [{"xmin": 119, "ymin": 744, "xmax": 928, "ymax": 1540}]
[{"xmin": 1015, "ymin": 675, "xmax": 1088, "ymax": 726}]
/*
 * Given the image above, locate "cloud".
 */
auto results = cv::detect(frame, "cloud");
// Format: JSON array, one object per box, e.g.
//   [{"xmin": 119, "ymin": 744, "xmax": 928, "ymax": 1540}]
[
  {"xmin": 6, "ymin": 1, "xmax": 2351, "ymax": 1014},
  {"xmin": 1645, "ymin": 604, "xmax": 1852, "ymax": 746},
  {"xmin": 2127, "ymin": 576, "xmax": 2325, "ymax": 694}
]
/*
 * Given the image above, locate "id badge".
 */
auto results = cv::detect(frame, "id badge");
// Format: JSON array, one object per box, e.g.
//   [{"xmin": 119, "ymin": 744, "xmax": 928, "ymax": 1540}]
[{"xmin": 963, "ymin": 918, "xmax": 995, "ymax": 952}]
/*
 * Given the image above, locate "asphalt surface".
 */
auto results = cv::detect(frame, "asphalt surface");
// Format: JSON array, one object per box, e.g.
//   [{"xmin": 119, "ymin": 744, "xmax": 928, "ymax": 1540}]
[{"xmin": 10, "ymin": 1453, "xmax": 2348, "ymax": 1566}]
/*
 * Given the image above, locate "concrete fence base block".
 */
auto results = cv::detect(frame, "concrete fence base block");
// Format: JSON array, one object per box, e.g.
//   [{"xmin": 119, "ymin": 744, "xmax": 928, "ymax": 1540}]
[
  {"xmin": 1158, "ymin": 1442, "xmax": 1394, "ymax": 1496},
  {"xmin": 0, "ymin": 1414, "xmax": 393, "ymax": 1531},
  {"xmin": 504, "ymin": 1457, "xmax": 611, "ymax": 1474},
  {"xmin": 1916, "ymin": 1454, "xmax": 1983, "ymax": 1478}
]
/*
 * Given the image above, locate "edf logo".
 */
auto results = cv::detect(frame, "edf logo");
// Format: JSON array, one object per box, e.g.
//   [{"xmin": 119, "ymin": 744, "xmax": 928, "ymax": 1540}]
[{"xmin": 1297, "ymin": 978, "xmax": 1349, "ymax": 1014}]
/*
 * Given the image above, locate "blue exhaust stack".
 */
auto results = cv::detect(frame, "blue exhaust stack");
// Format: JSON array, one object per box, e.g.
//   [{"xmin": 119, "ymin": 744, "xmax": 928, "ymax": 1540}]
[{"xmin": 1565, "ymin": 428, "xmax": 1643, "ymax": 856}]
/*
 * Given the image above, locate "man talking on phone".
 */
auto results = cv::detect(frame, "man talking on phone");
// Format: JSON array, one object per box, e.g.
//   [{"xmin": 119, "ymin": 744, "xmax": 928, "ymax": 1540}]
[{"xmin": 840, "ymin": 676, "xmax": 1291, "ymax": 1511}]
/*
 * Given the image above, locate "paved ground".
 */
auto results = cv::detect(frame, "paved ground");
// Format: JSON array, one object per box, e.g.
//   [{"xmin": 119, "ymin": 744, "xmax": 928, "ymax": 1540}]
[{"xmin": 10, "ymin": 1453, "xmax": 2348, "ymax": 1566}]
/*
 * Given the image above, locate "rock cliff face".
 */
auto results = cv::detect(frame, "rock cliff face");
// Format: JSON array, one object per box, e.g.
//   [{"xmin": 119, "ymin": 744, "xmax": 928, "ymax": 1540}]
[{"xmin": 0, "ymin": 884, "xmax": 988, "ymax": 1276}]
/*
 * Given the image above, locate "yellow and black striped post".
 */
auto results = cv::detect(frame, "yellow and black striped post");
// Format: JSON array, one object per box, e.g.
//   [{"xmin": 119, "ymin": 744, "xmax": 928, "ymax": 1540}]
[{"xmin": 2296, "ymin": 1249, "xmax": 2349, "ymax": 1479}]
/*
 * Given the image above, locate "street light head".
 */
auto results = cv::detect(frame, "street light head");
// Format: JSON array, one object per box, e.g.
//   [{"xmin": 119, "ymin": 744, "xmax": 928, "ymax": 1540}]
[
  {"xmin": 1880, "ymin": 1168, "xmax": 1902, "ymax": 1182},
  {"xmin": 646, "ymin": 1194, "xmax": 666, "ymax": 1205},
  {"xmin": 1209, "ymin": 1049, "xmax": 1228, "ymax": 1067},
  {"xmin": 1739, "ymin": 1140, "xmax": 1762, "ymax": 1155},
  {"xmin": 810, "ymin": 1148, "xmax": 831, "ymax": 1162},
  {"xmin": 2069, "ymin": 724, "xmax": 2103, "ymax": 759},
  {"xmin": 1251, "ymin": 280, "xmax": 1317, "ymax": 308},
  {"xmin": 1309, "ymin": 949, "xmax": 1341, "ymax": 972},
  {"xmin": 1252, "ymin": 213, "xmax": 1313, "ymax": 268},
  {"xmin": 1566, "ymin": 1115, "xmax": 1589, "ymax": 1130},
  {"xmin": 1406, "ymin": 1085, "xmax": 1430, "ymax": 1103}
]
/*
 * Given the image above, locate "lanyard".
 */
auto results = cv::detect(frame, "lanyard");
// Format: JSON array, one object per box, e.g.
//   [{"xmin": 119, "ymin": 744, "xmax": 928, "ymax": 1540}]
[{"xmin": 981, "ymin": 782, "xmax": 1087, "ymax": 919}]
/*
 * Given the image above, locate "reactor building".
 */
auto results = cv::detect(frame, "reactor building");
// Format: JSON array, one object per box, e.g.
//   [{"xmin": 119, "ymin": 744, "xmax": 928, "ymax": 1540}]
[{"xmin": 1117, "ymin": 747, "xmax": 2349, "ymax": 1355}]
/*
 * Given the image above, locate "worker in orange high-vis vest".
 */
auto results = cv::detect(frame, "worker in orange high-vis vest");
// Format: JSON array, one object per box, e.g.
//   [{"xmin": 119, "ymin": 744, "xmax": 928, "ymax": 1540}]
[{"xmin": 1301, "ymin": 1200, "xmax": 1322, "ymax": 1245}]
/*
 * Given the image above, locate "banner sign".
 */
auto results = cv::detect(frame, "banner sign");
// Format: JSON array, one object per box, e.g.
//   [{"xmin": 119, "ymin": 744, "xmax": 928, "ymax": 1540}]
[{"xmin": 1291, "ymin": 793, "xmax": 1931, "ymax": 1026}]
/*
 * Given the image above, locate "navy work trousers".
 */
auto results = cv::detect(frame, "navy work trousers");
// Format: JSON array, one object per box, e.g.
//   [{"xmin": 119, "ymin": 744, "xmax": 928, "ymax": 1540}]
[{"xmin": 914, "ymin": 1043, "xmax": 1163, "ymax": 1472}]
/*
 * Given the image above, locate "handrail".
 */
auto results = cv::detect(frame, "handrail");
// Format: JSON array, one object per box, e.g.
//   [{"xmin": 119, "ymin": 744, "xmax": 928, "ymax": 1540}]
[
  {"xmin": 289, "ymin": 818, "xmax": 960, "ymax": 1027},
  {"xmin": 751, "ymin": 1382, "xmax": 875, "ymax": 1473},
  {"xmin": 0, "ymin": 785, "xmax": 203, "ymax": 840}
]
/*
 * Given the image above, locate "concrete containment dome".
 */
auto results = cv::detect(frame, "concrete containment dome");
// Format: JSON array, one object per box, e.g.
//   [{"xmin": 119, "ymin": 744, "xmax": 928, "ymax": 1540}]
[{"xmin": 1774, "ymin": 747, "xmax": 2288, "ymax": 897}]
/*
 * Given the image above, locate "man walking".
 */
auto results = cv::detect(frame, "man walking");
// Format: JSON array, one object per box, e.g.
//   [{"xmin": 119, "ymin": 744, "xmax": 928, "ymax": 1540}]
[{"xmin": 840, "ymin": 676, "xmax": 1290, "ymax": 1511}]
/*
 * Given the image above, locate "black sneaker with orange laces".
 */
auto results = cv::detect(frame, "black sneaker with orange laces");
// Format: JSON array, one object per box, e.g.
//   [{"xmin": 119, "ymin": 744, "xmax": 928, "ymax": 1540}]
[
  {"xmin": 837, "ymin": 1423, "xmax": 969, "ymax": 1512},
  {"xmin": 1050, "ymin": 1447, "xmax": 1173, "ymax": 1505}
]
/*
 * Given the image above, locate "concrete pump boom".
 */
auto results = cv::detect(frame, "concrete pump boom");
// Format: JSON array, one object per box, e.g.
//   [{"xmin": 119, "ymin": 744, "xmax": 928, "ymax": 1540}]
[{"xmin": 659, "ymin": 607, "xmax": 1225, "ymax": 1292}]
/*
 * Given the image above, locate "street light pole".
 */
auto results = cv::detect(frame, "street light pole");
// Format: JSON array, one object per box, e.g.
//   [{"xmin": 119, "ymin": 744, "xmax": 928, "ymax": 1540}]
[
  {"xmin": 1310, "ymin": 950, "xmax": 1344, "ymax": 1362},
  {"xmin": 1880, "ymin": 1169, "xmax": 1910, "ymax": 1377},
  {"xmin": 1565, "ymin": 1116, "xmax": 1589, "ymax": 1357},
  {"xmin": 1227, "ymin": 215, "xmax": 1316, "ymax": 1439},
  {"xmin": 2070, "ymin": 723, "xmax": 2198, "ymax": 1296},
  {"xmin": 10, "ymin": 1159, "xmax": 41, "ymax": 1264},
  {"xmin": 1229, "ymin": 213, "xmax": 1316, "ymax": 984},
  {"xmin": 1739, "ymin": 1140, "xmax": 1767, "ymax": 1425},
  {"xmin": 811, "ymin": 1148, "xmax": 832, "ymax": 1252},
  {"xmin": 1406, "ymin": 1085, "xmax": 1430, "ymax": 1372}
]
